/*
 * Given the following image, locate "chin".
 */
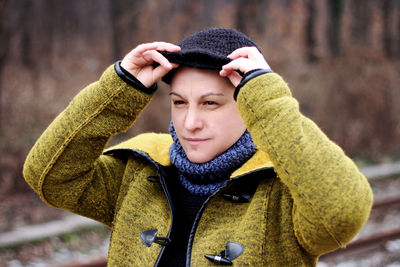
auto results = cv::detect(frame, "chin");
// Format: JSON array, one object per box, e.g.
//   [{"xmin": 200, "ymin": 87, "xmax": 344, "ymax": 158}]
[
  {"xmin": 188, "ymin": 157, "xmax": 210, "ymax": 164},
  {"xmin": 187, "ymin": 153, "xmax": 214, "ymax": 164}
]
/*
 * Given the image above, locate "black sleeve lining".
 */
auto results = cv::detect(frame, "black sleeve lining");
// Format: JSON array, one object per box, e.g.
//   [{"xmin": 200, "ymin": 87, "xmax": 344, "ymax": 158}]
[{"xmin": 234, "ymin": 69, "xmax": 274, "ymax": 100}]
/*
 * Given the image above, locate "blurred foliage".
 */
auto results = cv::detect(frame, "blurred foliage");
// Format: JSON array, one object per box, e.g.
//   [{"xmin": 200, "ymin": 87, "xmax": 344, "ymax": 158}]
[{"xmin": 1, "ymin": 0, "xmax": 400, "ymax": 194}]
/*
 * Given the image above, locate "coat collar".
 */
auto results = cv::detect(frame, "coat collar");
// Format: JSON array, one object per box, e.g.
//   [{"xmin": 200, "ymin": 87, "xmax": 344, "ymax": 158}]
[
  {"xmin": 230, "ymin": 149, "xmax": 273, "ymax": 177},
  {"xmin": 105, "ymin": 132, "xmax": 274, "ymax": 176}
]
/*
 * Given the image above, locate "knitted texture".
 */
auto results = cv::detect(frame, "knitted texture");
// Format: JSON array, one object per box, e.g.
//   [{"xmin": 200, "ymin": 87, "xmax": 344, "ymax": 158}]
[
  {"xmin": 23, "ymin": 65, "xmax": 373, "ymax": 266},
  {"xmin": 162, "ymin": 28, "xmax": 259, "ymax": 83},
  {"xmin": 169, "ymin": 122, "xmax": 256, "ymax": 196}
]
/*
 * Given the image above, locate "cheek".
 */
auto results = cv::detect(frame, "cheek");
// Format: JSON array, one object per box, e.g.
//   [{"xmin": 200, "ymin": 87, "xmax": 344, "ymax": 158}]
[
  {"xmin": 212, "ymin": 109, "xmax": 246, "ymax": 136},
  {"xmin": 171, "ymin": 109, "xmax": 183, "ymax": 132},
  {"xmin": 218, "ymin": 105, "xmax": 244, "ymax": 126},
  {"xmin": 171, "ymin": 107, "xmax": 179, "ymax": 123}
]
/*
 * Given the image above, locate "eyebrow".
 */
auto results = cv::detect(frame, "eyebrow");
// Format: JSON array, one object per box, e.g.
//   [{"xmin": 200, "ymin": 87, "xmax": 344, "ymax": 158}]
[{"xmin": 169, "ymin": 91, "xmax": 224, "ymax": 98}]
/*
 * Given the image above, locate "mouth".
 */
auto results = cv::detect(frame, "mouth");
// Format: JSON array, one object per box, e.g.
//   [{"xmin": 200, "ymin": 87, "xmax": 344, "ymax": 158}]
[{"xmin": 185, "ymin": 138, "xmax": 209, "ymax": 145}]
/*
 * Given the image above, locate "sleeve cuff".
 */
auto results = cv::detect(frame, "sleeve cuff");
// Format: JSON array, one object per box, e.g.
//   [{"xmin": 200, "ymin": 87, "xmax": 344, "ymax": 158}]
[
  {"xmin": 234, "ymin": 69, "xmax": 274, "ymax": 100},
  {"xmin": 114, "ymin": 60, "xmax": 157, "ymax": 94}
]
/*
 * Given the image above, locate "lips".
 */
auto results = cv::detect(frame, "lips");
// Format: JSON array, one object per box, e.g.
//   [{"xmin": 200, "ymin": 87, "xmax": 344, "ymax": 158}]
[{"xmin": 185, "ymin": 137, "xmax": 208, "ymax": 145}]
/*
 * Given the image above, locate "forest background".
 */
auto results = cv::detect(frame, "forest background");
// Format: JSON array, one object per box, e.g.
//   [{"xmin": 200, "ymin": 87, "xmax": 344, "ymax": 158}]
[{"xmin": 1, "ymin": 0, "xmax": 400, "ymax": 196}]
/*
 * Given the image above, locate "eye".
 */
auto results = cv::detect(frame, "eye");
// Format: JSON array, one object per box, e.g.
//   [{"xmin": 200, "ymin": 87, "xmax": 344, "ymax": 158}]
[
  {"xmin": 173, "ymin": 100, "xmax": 185, "ymax": 106},
  {"xmin": 204, "ymin": 101, "xmax": 217, "ymax": 106}
]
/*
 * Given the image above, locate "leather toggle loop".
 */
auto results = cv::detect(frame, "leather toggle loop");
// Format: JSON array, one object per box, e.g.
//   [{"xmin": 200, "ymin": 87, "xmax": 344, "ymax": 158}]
[
  {"xmin": 222, "ymin": 193, "xmax": 251, "ymax": 203},
  {"xmin": 140, "ymin": 229, "xmax": 171, "ymax": 247},
  {"xmin": 205, "ymin": 241, "xmax": 244, "ymax": 265}
]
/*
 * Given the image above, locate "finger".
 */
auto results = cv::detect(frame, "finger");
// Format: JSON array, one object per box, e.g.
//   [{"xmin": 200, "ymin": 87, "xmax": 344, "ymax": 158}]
[
  {"xmin": 143, "ymin": 50, "xmax": 173, "ymax": 69},
  {"xmin": 227, "ymin": 46, "xmax": 261, "ymax": 60},
  {"xmin": 219, "ymin": 68, "xmax": 231, "ymax": 77},
  {"xmin": 152, "ymin": 62, "xmax": 179, "ymax": 81},
  {"xmin": 171, "ymin": 63, "xmax": 179, "ymax": 69},
  {"xmin": 219, "ymin": 67, "xmax": 236, "ymax": 77},
  {"xmin": 225, "ymin": 56, "xmax": 270, "ymax": 73},
  {"xmin": 220, "ymin": 68, "xmax": 242, "ymax": 86},
  {"xmin": 123, "ymin": 42, "xmax": 180, "ymax": 70},
  {"xmin": 222, "ymin": 57, "xmax": 258, "ymax": 74},
  {"xmin": 134, "ymin": 42, "xmax": 180, "ymax": 53},
  {"xmin": 132, "ymin": 42, "xmax": 180, "ymax": 58},
  {"xmin": 226, "ymin": 72, "xmax": 243, "ymax": 87}
]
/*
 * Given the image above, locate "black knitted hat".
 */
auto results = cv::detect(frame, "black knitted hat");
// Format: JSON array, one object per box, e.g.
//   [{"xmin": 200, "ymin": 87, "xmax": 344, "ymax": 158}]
[{"xmin": 161, "ymin": 28, "xmax": 260, "ymax": 84}]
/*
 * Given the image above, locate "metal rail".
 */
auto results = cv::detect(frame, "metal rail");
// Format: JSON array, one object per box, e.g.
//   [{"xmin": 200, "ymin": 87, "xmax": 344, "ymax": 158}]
[
  {"xmin": 361, "ymin": 161, "xmax": 400, "ymax": 180},
  {"xmin": 372, "ymin": 195, "xmax": 400, "ymax": 209},
  {"xmin": 320, "ymin": 227, "xmax": 400, "ymax": 260}
]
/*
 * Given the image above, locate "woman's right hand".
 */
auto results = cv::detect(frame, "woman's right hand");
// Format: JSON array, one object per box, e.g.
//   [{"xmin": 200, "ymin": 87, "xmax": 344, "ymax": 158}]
[{"xmin": 120, "ymin": 42, "xmax": 181, "ymax": 88}]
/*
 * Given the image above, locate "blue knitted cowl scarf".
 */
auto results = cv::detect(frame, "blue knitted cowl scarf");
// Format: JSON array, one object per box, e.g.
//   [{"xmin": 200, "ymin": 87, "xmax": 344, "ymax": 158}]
[{"xmin": 169, "ymin": 122, "xmax": 257, "ymax": 197}]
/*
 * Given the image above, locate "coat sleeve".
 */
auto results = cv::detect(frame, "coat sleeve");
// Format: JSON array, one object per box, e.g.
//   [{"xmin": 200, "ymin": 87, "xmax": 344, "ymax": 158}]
[
  {"xmin": 236, "ymin": 73, "xmax": 373, "ymax": 255},
  {"xmin": 23, "ymin": 64, "xmax": 154, "ymax": 226}
]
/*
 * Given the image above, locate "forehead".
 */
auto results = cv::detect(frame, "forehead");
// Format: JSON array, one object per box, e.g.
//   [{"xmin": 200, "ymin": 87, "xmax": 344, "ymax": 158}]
[{"xmin": 170, "ymin": 67, "xmax": 233, "ymax": 95}]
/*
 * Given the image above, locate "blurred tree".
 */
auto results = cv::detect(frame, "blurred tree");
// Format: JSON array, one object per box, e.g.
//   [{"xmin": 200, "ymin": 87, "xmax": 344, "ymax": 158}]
[
  {"xmin": 305, "ymin": 0, "xmax": 318, "ymax": 62},
  {"xmin": 0, "ymin": 0, "xmax": 7, "ymax": 130},
  {"xmin": 0, "ymin": 0, "xmax": 23, "ymax": 130},
  {"xmin": 235, "ymin": 0, "xmax": 269, "ymax": 35},
  {"xmin": 350, "ymin": 0, "xmax": 371, "ymax": 45},
  {"xmin": 109, "ymin": 0, "xmax": 141, "ymax": 60},
  {"xmin": 326, "ymin": 0, "xmax": 343, "ymax": 57},
  {"xmin": 382, "ymin": 0, "xmax": 393, "ymax": 58},
  {"xmin": 398, "ymin": 2, "xmax": 400, "ymax": 59}
]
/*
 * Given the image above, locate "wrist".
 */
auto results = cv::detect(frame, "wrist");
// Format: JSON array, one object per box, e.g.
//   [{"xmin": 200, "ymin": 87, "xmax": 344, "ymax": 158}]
[{"xmin": 114, "ymin": 61, "xmax": 157, "ymax": 94}]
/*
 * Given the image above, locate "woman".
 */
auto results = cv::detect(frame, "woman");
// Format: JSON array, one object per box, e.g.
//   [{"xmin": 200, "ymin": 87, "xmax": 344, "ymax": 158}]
[{"xmin": 23, "ymin": 28, "xmax": 373, "ymax": 266}]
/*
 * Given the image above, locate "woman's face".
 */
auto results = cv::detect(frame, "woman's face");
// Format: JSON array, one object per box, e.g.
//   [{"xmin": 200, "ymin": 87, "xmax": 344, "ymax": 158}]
[{"xmin": 170, "ymin": 67, "xmax": 246, "ymax": 163}]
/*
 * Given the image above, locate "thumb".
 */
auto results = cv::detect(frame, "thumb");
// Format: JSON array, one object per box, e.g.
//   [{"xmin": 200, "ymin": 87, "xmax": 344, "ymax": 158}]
[{"xmin": 225, "ymin": 71, "xmax": 243, "ymax": 87}]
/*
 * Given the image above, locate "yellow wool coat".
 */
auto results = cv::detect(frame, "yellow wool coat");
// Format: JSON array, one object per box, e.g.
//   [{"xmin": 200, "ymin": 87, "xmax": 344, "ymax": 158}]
[{"xmin": 23, "ymin": 64, "xmax": 373, "ymax": 266}]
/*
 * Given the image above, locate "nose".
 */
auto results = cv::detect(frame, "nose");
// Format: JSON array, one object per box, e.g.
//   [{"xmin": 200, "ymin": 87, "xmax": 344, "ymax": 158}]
[{"xmin": 184, "ymin": 106, "xmax": 203, "ymax": 131}]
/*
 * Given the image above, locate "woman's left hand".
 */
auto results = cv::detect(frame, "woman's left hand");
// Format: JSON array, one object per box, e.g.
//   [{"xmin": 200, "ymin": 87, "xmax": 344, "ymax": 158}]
[{"xmin": 220, "ymin": 47, "xmax": 271, "ymax": 87}]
